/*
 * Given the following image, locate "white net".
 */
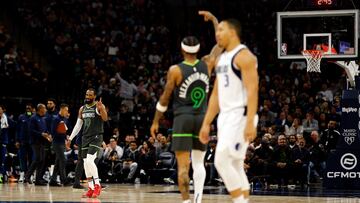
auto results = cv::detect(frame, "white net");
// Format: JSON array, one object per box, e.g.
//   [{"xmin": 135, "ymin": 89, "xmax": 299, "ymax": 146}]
[{"xmin": 302, "ymin": 50, "xmax": 323, "ymax": 73}]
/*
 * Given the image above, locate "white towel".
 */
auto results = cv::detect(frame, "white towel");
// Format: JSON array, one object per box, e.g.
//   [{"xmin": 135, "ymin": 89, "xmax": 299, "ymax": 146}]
[{"xmin": 0, "ymin": 113, "xmax": 9, "ymax": 129}]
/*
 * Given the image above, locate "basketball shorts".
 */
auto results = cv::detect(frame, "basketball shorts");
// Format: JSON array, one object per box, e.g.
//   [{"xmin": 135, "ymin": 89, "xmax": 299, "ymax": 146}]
[
  {"xmin": 81, "ymin": 134, "xmax": 103, "ymax": 158},
  {"xmin": 171, "ymin": 114, "xmax": 207, "ymax": 152},
  {"xmin": 217, "ymin": 107, "xmax": 258, "ymax": 160}
]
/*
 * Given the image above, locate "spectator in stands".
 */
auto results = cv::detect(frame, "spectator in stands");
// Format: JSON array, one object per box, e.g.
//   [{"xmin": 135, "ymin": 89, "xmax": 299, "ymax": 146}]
[
  {"xmin": 138, "ymin": 140, "xmax": 156, "ymax": 183},
  {"xmin": 132, "ymin": 105, "xmax": 151, "ymax": 142},
  {"xmin": 320, "ymin": 120, "xmax": 340, "ymax": 153},
  {"xmin": 148, "ymin": 136, "xmax": 155, "ymax": 147},
  {"xmin": 274, "ymin": 111, "xmax": 290, "ymax": 133},
  {"xmin": 153, "ymin": 132, "xmax": 163, "ymax": 149},
  {"xmin": 327, "ymin": 106, "xmax": 340, "ymax": 123},
  {"xmin": 249, "ymin": 136, "xmax": 262, "ymax": 149},
  {"xmin": 122, "ymin": 141, "xmax": 139, "ymax": 183},
  {"xmin": 318, "ymin": 84, "xmax": 333, "ymax": 102},
  {"xmin": 308, "ymin": 131, "xmax": 326, "ymax": 184},
  {"xmin": 251, "ymin": 136, "xmax": 273, "ymax": 177},
  {"xmin": 271, "ymin": 134, "xmax": 292, "ymax": 186},
  {"xmin": 290, "ymin": 136, "xmax": 309, "ymax": 187},
  {"xmin": 118, "ymin": 104, "xmax": 133, "ymax": 136},
  {"xmin": 103, "ymin": 137, "xmax": 123, "ymax": 182},
  {"xmin": 204, "ymin": 138, "xmax": 218, "ymax": 185},
  {"xmin": 122, "ymin": 134, "xmax": 136, "ymax": 150},
  {"xmin": 260, "ymin": 104, "xmax": 276, "ymax": 124},
  {"xmin": 285, "ymin": 118, "xmax": 303, "ymax": 137},
  {"xmin": 155, "ymin": 135, "xmax": 170, "ymax": 159},
  {"xmin": 302, "ymin": 112, "xmax": 319, "ymax": 144},
  {"xmin": 317, "ymin": 113, "xmax": 327, "ymax": 134}
]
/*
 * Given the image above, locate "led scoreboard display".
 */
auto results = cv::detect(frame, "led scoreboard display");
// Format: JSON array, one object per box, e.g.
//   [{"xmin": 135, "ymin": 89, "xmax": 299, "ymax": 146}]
[{"xmin": 308, "ymin": 0, "xmax": 337, "ymax": 7}]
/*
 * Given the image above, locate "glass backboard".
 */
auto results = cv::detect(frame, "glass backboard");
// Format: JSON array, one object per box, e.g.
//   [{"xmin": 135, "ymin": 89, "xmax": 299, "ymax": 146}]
[{"xmin": 277, "ymin": 9, "xmax": 359, "ymax": 59}]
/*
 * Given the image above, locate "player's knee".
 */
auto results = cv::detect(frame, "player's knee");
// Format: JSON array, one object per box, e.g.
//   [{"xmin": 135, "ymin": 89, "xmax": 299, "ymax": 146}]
[
  {"xmin": 178, "ymin": 166, "xmax": 189, "ymax": 179},
  {"xmin": 214, "ymin": 152, "xmax": 226, "ymax": 172},
  {"xmin": 192, "ymin": 161, "xmax": 205, "ymax": 174}
]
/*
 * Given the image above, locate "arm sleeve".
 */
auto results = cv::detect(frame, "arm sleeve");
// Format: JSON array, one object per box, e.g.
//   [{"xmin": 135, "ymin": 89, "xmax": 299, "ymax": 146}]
[{"xmin": 69, "ymin": 118, "xmax": 83, "ymax": 141}]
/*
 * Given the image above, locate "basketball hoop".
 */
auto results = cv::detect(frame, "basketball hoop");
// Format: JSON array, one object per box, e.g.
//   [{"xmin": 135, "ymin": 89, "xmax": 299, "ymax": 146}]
[{"xmin": 302, "ymin": 50, "xmax": 323, "ymax": 73}]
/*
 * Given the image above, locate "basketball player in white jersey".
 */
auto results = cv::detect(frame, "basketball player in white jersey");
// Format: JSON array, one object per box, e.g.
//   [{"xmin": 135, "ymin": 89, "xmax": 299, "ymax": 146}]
[{"xmin": 199, "ymin": 19, "xmax": 259, "ymax": 203}]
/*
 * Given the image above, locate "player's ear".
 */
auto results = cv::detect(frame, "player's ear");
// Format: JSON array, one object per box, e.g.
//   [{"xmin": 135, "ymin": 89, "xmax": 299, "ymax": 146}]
[{"xmin": 230, "ymin": 29, "xmax": 236, "ymax": 38}]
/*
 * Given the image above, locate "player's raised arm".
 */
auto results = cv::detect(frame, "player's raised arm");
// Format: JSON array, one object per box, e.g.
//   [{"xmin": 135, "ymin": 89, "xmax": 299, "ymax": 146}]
[
  {"xmin": 198, "ymin": 10, "xmax": 219, "ymax": 32},
  {"xmin": 96, "ymin": 97, "xmax": 108, "ymax": 121},
  {"xmin": 150, "ymin": 65, "xmax": 180, "ymax": 138},
  {"xmin": 235, "ymin": 49, "xmax": 259, "ymax": 142},
  {"xmin": 199, "ymin": 10, "xmax": 223, "ymax": 74},
  {"xmin": 199, "ymin": 78, "xmax": 220, "ymax": 144},
  {"xmin": 202, "ymin": 45, "xmax": 223, "ymax": 74}
]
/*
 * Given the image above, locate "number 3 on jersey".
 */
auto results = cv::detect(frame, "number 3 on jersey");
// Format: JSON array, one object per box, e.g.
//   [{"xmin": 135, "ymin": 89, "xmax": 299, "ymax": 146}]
[{"xmin": 224, "ymin": 74, "xmax": 229, "ymax": 87}]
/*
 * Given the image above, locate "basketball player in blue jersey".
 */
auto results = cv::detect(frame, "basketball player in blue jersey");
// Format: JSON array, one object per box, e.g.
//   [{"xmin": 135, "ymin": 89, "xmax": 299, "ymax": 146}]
[
  {"xmin": 69, "ymin": 88, "xmax": 108, "ymax": 198},
  {"xmin": 151, "ymin": 11, "xmax": 221, "ymax": 203},
  {"xmin": 200, "ymin": 19, "xmax": 259, "ymax": 203}
]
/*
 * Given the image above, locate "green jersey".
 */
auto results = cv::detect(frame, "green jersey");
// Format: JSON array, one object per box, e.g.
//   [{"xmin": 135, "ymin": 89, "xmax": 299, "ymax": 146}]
[
  {"xmin": 173, "ymin": 59, "xmax": 209, "ymax": 116},
  {"xmin": 81, "ymin": 103, "xmax": 104, "ymax": 138}
]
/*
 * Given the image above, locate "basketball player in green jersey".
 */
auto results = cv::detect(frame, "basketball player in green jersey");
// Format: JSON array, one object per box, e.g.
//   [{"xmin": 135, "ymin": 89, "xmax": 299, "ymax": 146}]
[
  {"xmin": 69, "ymin": 88, "xmax": 108, "ymax": 198},
  {"xmin": 151, "ymin": 11, "xmax": 222, "ymax": 203}
]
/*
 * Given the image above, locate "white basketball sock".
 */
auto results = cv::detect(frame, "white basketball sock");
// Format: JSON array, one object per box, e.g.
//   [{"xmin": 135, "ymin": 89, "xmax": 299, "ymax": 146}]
[
  {"xmin": 191, "ymin": 150, "xmax": 206, "ymax": 203},
  {"xmin": 86, "ymin": 153, "xmax": 99, "ymax": 185},
  {"xmin": 87, "ymin": 178, "xmax": 94, "ymax": 189},
  {"xmin": 83, "ymin": 158, "xmax": 92, "ymax": 178},
  {"xmin": 83, "ymin": 158, "xmax": 94, "ymax": 189}
]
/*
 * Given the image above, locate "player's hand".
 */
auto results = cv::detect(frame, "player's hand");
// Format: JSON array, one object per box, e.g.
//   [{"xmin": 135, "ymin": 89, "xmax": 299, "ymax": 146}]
[
  {"xmin": 97, "ymin": 97, "xmax": 105, "ymax": 112},
  {"xmin": 199, "ymin": 124, "xmax": 210, "ymax": 144},
  {"xmin": 198, "ymin": 10, "xmax": 215, "ymax": 22},
  {"xmin": 46, "ymin": 134, "xmax": 53, "ymax": 142},
  {"xmin": 150, "ymin": 122, "xmax": 159, "ymax": 139},
  {"xmin": 244, "ymin": 121, "xmax": 256, "ymax": 142}
]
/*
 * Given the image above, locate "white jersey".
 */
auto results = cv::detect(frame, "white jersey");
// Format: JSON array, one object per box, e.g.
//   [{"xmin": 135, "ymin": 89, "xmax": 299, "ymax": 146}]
[{"xmin": 216, "ymin": 44, "xmax": 249, "ymax": 113}]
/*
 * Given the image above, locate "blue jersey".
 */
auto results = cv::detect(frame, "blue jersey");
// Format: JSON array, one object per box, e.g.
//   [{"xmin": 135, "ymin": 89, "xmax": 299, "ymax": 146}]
[{"xmin": 16, "ymin": 113, "xmax": 32, "ymax": 143}]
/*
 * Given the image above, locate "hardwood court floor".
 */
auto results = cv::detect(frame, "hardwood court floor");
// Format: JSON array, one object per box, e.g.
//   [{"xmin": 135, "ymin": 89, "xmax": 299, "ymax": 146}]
[{"xmin": 0, "ymin": 183, "xmax": 359, "ymax": 203}]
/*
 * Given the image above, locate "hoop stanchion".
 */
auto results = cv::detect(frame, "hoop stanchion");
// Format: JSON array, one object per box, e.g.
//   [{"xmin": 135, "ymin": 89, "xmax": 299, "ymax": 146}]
[{"xmin": 302, "ymin": 50, "xmax": 323, "ymax": 73}]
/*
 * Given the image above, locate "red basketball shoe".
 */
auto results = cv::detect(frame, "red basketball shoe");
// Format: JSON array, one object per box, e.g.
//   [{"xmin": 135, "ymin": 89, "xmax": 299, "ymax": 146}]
[
  {"xmin": 82, "ymin": 187, "xmax": 94, "ymax": 198},
  {"xmin": 92, "ymin": 184, "xmax": 101, "ymax": 198}
]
